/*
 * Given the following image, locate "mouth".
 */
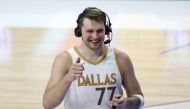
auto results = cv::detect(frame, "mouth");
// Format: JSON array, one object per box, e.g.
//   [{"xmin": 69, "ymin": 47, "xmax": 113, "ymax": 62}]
[{"xmin": 90, "ymin": 40, "xmax": 100, "ymax": 45}]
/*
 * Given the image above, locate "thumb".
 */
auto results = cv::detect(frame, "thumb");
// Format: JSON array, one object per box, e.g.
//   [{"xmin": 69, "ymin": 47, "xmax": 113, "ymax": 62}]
[{"xmin": 76, "ymin": 57, "xmax": 80, "ymax": 63}]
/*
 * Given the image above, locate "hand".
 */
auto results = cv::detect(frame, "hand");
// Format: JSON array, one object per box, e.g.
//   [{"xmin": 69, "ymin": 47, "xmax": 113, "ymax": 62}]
[
  {"xmin": 65, "ymin": 57, "xmax": 84, "ymax": 82},
  {"xmin": 107, "ymin": 94, "xmax": 127, "ymax": 109}
]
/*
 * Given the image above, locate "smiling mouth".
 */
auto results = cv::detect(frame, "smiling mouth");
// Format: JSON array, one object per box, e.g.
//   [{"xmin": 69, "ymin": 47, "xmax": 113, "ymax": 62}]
[{"xmin": 90, "ymin": 40, "xmax": 100, "ymax": 44}]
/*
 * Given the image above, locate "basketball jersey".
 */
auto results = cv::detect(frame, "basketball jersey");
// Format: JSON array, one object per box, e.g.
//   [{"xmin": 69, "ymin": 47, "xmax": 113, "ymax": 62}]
[{"xmin": 64, "ymin": 46, "xmax": 123, "ymax": 109}]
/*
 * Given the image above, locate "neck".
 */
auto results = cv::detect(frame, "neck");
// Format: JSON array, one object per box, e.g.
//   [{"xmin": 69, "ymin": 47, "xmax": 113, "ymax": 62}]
[{"xmin": 78, "ymin": 43, "xmax": 106, "ymax": 61}]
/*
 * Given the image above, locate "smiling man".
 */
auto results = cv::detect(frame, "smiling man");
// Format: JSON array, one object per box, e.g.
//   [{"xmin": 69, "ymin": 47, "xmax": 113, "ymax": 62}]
[{"xmin": 43, "ymin": 7, "xmax": 144, "ymax": 109}]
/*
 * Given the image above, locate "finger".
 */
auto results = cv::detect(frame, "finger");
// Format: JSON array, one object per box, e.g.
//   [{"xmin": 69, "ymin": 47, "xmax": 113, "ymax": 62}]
[
  {"xmin": 73, "ymin": 63, "xmax": 83, "ymax": 68},
  {"xmin": 74, "ymin": 73, "xmax": 83, "ymax": 78},
  {"xmin": 74, "ymin": 71, "xmax": 83, "ymax": 74},
  {"xmin": 74, "ymin": 63, "xmax": 85, "ymax": 70},
  {"xmin": 117, "ymin": 103, "xmax": 126, "ymax": 108},
  {"xmin": 112, "ymin": 95, "xmax": 123, "ymax": 104},
  {"xmin": 112, "ymin": 94, "xmax": 122, "ymax": 101},
  {"xmin": 114, "ymin": 94, "xmax": 122, "ymax": 99},
  {"xmin": 76, "ymin": 57, "xmax": 80, "ymax": 63},
  {"xmin": 114, "ymin": 97, "xmax": 126, "ymax": 106},
  {"xmin": 107, "ymin": 99, "xmax": 118, "ymax": 109},
  {"xmin": 119, "ymin": 96, "xmax": 127, "ymax": 103},
  {"xmin": 113, "ymin": 99, "xmax": 123, "ymax": 105},
  {"xmin": 112, "ymin": 95, "xmax": 121, "ymax": 102},
  {"xmin": 112, "ymin": 102, "xmax": 119, "ymax": 107},
  {"xmin": 106, "ymin": 101, "xmax": 113, "ymax": 109},
  {"xmin": 73, "ymin": 66, "xmax": 84, "ymax": 71}
]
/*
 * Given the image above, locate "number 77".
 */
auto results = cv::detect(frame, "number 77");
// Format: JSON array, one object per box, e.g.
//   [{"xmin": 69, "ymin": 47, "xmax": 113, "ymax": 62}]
[{"xmin": 96, "ymin": 86, "xmax": 116, "ymax": 105}]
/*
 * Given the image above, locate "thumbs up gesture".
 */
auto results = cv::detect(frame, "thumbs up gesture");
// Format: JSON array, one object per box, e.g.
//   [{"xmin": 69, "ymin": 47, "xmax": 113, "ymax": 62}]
[{"xmin": 66, "ymin": 57, "xmax": 84, "ymax": 82}]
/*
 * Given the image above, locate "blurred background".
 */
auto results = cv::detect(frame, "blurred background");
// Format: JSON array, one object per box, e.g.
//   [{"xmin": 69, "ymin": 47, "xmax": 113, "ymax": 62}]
[{"xmin": 0, "ymin": 0, "xmax": 190, "ymax": 109}]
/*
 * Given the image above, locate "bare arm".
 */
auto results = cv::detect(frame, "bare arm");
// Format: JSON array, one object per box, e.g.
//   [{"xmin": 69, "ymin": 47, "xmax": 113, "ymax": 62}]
[
  {"xmin": 43, "ymin": 51, "xmax": 83, "ymax": 109},
  {"xmin": 107, "ymin": 49, "xmax": 144, "ymax": 109},
  {"xmin": 118, "ymin": 50, "xmax": 143, "ymax": 95},
  {"xmin": 117, "ymin": 49, "xmax": 143, "ymax": 108}
]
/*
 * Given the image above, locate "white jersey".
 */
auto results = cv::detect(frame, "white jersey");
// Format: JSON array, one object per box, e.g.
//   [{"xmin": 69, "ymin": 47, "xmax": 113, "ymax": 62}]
[{"xmin": 64, "ymin": 46, "xmax": 123, "ymax": 109}]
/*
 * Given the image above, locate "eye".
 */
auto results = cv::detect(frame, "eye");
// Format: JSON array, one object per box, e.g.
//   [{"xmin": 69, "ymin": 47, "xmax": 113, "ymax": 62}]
[
  {"xmin": 86, "ymin": 30, "xmax": 93, "ymax": 34},
  {"xmin": 97, "ymin": 29, "xmax": 104, "ymax": 34}
]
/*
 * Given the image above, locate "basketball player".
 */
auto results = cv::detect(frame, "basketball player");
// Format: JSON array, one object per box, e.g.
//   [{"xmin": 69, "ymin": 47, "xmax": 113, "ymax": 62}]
[{"xmin": 43, "ymin": 7, "xmax": 144, "ymax": 109}]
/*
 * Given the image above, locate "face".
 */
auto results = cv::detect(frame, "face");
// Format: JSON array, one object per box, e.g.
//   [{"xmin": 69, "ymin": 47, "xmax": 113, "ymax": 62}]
[{"xmin": 81, "ymin": 18, "xmax": 106, "ymax": 50}]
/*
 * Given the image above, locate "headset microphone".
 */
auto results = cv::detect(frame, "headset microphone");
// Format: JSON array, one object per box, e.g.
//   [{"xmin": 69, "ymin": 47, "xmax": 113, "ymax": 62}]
[
  {"xmin": 103, "ymin": 30, "xmax": 112, "ymax": 45},
  {"xmin": 104, "ymin": 39, "xmax": 111, "ymax": 44}
]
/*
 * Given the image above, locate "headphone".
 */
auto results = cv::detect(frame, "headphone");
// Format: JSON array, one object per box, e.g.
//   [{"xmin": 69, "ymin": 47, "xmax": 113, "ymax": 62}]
[{"xmin": 74, "ymin": 7, "xmax": 112, "ymax": 44}]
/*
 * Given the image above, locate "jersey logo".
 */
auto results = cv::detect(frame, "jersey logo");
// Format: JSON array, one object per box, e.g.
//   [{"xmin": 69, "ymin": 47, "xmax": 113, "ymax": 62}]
[
  {"xmin": 78, "ymin": 73, "xmax": 116, "ymax": 86},
  {"xmin": 103, "ymin": 60, "xmax": 114, "ymax": 66}
]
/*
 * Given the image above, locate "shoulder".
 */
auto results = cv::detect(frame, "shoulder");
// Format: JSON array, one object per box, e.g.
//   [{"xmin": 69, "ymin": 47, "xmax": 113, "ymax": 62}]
[
  {"xmin": 53, "ymin": 50, "xmax": 73, "ymax": 70},
  {"xmin": 59, "ymin": 50, "xmax": 72, "ymax": 59},
  {"xmin": 114, "ymin": 48, "xmax": 131, "ymax": 63},
  {"xmin": 55, "ymin": 47, "xmax": 75, "ymax": 64},
  {"xmin": 114, "ymin": 48, "xmax": 134, "ymax": 74},
  {"xmin": 55, "ymin": 51, "xmax": 69, "ymax": 61}
]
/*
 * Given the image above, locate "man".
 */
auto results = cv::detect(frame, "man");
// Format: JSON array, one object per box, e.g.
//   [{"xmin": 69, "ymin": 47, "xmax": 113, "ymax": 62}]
[{"xmin": 43, "ymin": 7, "xmax": 144, "ymax": 109}]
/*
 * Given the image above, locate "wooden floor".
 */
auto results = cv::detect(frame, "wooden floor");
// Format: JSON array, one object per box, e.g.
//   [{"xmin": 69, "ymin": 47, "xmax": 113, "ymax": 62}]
[{"xmin": 0, "ymin": 28, "xmax": 190, "ymax": 109}]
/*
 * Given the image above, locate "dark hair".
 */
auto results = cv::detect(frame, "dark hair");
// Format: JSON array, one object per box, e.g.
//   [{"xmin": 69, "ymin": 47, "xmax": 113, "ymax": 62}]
[{"xmin": 76, "ymin": 7, "xmax": 107, "ymax": 29}]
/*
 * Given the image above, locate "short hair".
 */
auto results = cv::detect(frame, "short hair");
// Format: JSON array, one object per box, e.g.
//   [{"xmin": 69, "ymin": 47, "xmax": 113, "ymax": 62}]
[{"xmin": 76, "ymin": 7, "xmax": 107, "ymax": 28}]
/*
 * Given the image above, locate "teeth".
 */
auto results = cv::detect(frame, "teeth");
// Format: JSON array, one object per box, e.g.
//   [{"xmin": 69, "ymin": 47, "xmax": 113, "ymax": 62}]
[{"xmin": 91, "ymin": 40, "xmax": 98, "ymax": 43}]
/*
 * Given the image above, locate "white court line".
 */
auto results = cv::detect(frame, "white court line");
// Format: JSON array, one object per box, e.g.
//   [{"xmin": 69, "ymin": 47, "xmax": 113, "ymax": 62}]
[{"xmin": 144, "ymin": 100, "xmax": 190, "ymax": 109}]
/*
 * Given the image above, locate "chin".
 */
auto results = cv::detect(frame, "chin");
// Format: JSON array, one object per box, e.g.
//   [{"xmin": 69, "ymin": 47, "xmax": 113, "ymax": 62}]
[{"xmin": 89, "ymin": 45, "xmax": 101, "ymax": 50}]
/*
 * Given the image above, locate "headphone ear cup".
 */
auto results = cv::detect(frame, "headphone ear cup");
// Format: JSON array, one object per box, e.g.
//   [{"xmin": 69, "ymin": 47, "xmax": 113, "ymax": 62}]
[
  {"xmin": 105, "ymin": 25, "xmax": 112, "ymax": 35},
  {"xmin": 74, "ymin": 27, "xmax": 82, "ymax": 37}
]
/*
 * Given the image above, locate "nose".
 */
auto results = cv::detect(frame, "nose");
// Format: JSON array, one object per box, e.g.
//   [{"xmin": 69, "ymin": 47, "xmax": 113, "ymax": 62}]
[{"xmin": 92, "ymin": 32, "xmax": 99, "ymax": 39}]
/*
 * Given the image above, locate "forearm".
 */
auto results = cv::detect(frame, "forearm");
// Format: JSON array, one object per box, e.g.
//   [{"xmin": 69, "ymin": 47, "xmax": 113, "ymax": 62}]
[{"xmin": 43, "ymin": 78, "xmax": 72, "ymax": 109}]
